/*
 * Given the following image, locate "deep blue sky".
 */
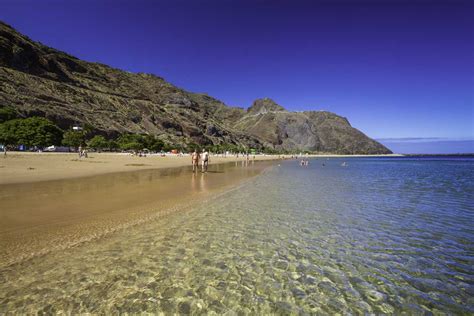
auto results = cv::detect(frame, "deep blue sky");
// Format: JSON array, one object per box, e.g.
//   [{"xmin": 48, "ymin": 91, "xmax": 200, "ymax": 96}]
[{"xmin": 1, "ymin": 0, "xmax": 473, "ymax": 153}]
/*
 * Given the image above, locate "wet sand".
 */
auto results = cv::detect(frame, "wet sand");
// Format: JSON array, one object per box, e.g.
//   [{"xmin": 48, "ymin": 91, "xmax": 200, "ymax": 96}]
[
  {"xmin": 0, "ymin": 152, "xmax": 281, "ymax": 184},
  {"xmin": 0, "ymin": 160, "xmax": 275, "ymax": 269}
]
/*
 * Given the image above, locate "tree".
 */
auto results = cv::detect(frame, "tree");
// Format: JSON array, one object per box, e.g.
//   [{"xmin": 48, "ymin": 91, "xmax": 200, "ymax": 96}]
[
  {"xmin": 162, "ymin": 142, "xmax": 173, "ymax": 152},
  {"xmin": 0, "ymin": 119, "xmax": 20, "ymax": 146},
  {"xmin": 116, "ymin": 134, "xmax": 144, "ymax": 151},
  {"xmin": 0, "ymin": 117, "xmax": 63, "ymax": 147},
  {"xmin": 0, "ymin": 106, "xmax": 17, "ymax": 123},
  {"xmin": 62, "ymin": 130, "xmax": 86, "ymax": 148},
  {"xmin": 107, "ymin": 139, "xmax": 119, "ymax": 151},
  {"xmin": 87, "ymin": 135, "xmax": 109, "ymax": 151},
  {"xmin": 143, "ymin": 135, "xmax": 164, "ymax": 152}
]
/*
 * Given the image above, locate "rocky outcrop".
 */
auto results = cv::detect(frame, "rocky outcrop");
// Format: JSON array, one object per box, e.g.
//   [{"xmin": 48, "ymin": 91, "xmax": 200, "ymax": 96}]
[
  {"xmin": 0, "ymin": 21, "xmax": 391, "ymax": 154},
  {"xmin": 234, "ymin": 99, "xmax": 389, "ymax": 154},
  {"xmin": 247, "ymin": 98, "xmax": 287, "ymax": 115}
]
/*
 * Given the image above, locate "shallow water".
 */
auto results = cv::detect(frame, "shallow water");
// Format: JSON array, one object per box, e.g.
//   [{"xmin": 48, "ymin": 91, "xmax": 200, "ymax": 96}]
[
  {"xmin": 0, "ymin": 160, "xmax": 270, "ymax": 268},
  {"xmin": 1, "ymin": 157, "xmax": 473, "ymax": 314}
]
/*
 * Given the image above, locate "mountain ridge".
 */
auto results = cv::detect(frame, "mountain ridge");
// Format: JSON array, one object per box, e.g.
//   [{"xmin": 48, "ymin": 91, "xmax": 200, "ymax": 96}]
[{"xmin": 0, "ymin": 21, "xmax": 391, "ymax": 154}]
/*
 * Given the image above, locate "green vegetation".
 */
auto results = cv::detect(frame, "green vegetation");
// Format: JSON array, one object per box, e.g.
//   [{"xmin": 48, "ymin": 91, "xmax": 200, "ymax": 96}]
[
  {"xmin": 0, "ymin": 117, "xmax": 63, "ymax": 147},
  {"xmin": 62, "ymin": 130, "xmax": 86, "ymax": 148},
  {"xmin": 87, "ymin": 135, "xmax": 109, "ymax": 151},
  {"xmin": 116, "ymin": 134, "xmax": 144, "ymax": 151},
  {"xmin": 0, "ymin": 106, "xmax": 17, "ymax": 123},
  {"xmin": 142, "ymin": 135, "xmax": 165, "ymax": 152},
  {"xmin": 115, "ymin": 134, "xmax": 165, "ymax": 152}
]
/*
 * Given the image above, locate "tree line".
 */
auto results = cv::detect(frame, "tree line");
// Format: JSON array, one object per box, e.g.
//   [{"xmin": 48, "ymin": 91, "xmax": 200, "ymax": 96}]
[{"xmin": 0, "ymin": 115, "xmax": 176, "ymax": 152}]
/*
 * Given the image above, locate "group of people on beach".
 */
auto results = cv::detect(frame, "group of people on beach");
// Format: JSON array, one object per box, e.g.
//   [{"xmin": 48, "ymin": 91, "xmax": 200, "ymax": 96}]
[
  {"xmin": 300, "ymin": 159, "xmax": 309, "ymax": 166},
  {"xmin": 191, "ymin": 149, "xmax": 210, "ymax": 173}
]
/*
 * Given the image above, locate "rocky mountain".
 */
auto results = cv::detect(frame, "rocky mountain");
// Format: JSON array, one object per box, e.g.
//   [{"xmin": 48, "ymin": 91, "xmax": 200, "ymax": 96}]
[{"xmin": 0, "ymin": 21, "xmax": 391, "ymax": 154}]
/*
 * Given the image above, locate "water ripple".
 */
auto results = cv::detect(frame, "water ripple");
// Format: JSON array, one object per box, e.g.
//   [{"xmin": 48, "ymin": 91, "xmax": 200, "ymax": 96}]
[{"xmin": 1, "ymin": 158, "xmax": 473, "ymax": 314}]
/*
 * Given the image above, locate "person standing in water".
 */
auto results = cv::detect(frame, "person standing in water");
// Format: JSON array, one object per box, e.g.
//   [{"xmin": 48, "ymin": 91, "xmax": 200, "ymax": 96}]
[
  {"xmin": 191, "ymin": 150, "xmax": 200, "ymax": 173},
  {"xmin": 202, "ymin": 149, "xmax": 209, "ymax": 173}
]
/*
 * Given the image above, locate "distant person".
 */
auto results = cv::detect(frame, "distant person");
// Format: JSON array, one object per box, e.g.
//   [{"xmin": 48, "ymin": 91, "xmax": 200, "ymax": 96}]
[
  {"xmin": 78, "ymin": 146, "xmax": 83, "ymax": 158},
  {"xmin": 3, "ymin": 146, "xmax": 6, "ymax": 158},
  {"xmin": 202, "ymin": 149, "xmax": 209, "ymax": 172},
  {"xmin": 191, "ymin": 150, "xmax": 200, "ymax": 173}
]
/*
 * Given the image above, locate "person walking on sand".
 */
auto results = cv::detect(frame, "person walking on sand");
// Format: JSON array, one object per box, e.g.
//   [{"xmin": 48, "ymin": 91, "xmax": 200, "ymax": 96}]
[
  {"xmin": 78, "ymin": 146, "xmax": 83, "ymax": 158},
  {"xmin": 191, "ymin": 150, "xmax": 200, "ymax": 173},
  {"xmin": 201, "ymin": 149, "xmax": 209, "ymax": 173}
]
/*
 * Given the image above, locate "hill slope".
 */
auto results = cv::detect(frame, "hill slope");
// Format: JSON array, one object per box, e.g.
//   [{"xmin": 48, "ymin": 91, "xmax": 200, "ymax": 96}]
[{"xmin": 0, "ymin": 21, "xmax": 391, "ymax": 154}]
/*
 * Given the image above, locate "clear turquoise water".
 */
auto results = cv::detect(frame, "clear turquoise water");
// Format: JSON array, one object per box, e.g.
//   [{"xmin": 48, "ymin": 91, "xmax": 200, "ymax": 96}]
[{"xmin": 1, "ymin": 157, "xmax": 473, "ymax": 314}]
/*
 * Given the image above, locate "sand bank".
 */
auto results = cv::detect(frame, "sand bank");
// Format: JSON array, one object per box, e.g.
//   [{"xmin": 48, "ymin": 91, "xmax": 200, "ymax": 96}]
[{"xmin": 0, "ymin": 152, "xmax": 281, "ymax": 185}]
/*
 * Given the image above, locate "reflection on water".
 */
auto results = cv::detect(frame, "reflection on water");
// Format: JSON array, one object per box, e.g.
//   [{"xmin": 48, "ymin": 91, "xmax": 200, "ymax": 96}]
[
  {"xmin": 0, "ymin": 158, "xmax": 473, "ymax": 314},
  {"xmin": 0, "ymin": 161, "xmax": 270, "ymax": 268},
  {"xmin": 190, "ymin": 172, "xmax": 210, "ymax": 193}
]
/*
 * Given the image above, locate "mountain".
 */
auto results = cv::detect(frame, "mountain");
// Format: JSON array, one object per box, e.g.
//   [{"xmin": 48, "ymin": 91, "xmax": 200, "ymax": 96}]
[{"xmin": 0, "ymin": 21, "xmax": 391, "ymax": 154}]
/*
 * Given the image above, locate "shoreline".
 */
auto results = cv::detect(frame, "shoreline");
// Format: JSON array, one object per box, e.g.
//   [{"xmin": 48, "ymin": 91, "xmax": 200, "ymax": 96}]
[
  {"xmin": 0, "ymin": 152, "xmax": 402, "ymax": 185},
  {"xmin": 0, "ymin": 152, "xmax": 282, "ymax": 185},
  {"xmin": 0, "ymin": 159, "xmax": 276, "ymax": 269}
]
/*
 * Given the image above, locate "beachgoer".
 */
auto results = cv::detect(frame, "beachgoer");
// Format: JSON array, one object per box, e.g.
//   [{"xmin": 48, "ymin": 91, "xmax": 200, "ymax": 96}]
[
  {"xmin": 202, "ymin": 149, "xmax": 209, "ymax": 172},
  {"xmin": 78, "ymin": 146, "xmax": 83, "ymax": 158},
  {"xmin": 191, "ymin": 150, "xmax": 200, "ymax": 173}
]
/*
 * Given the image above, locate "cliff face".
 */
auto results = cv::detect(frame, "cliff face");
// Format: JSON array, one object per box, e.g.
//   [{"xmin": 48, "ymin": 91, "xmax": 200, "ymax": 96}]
[{"xmin": 0, "ymin": 21, "xmax": 391, "ymax": 154}]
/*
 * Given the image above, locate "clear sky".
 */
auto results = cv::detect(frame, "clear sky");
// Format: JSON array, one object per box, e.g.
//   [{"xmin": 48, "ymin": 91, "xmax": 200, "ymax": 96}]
[{"xmin": 1, "ymin": 0, "xmax": 473, "ymax": 153}]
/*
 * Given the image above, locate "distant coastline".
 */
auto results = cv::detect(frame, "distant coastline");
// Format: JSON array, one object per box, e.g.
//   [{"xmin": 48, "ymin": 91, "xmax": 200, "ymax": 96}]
[{"xmin": 401, "ymin": 153, "xmax": 474, "ymax": 157}]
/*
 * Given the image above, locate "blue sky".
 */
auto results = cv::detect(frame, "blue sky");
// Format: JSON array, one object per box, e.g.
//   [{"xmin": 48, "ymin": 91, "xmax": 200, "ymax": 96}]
[{"xmin": 1, "ymin": 0, "xmax": 473, "ymax": 153}]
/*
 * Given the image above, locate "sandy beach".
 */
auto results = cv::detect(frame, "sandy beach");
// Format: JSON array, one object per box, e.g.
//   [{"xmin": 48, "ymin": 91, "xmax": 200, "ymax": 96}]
[
  {"xmin": 0, "ymin": 156, "xmax": 277, "ymax": 269},
  {"xmin": 0, "ymin": 152, "xmax": 282, "ymax": 184}
]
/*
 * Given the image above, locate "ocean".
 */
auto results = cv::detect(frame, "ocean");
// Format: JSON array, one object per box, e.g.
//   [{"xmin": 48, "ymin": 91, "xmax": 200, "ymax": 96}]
[{"xmin": 0, "ymin": 156, "xmax": 473, "ymax": 314}]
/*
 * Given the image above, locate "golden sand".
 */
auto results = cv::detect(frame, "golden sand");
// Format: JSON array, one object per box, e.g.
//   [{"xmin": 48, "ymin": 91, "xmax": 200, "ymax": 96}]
[
  {"xmin": 0, "ymin": 156, "xmax": 276, "ymax": 269},
  {"xmin": 0, "ymin": 152, "xmax": 280, "ymax": 184}
]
